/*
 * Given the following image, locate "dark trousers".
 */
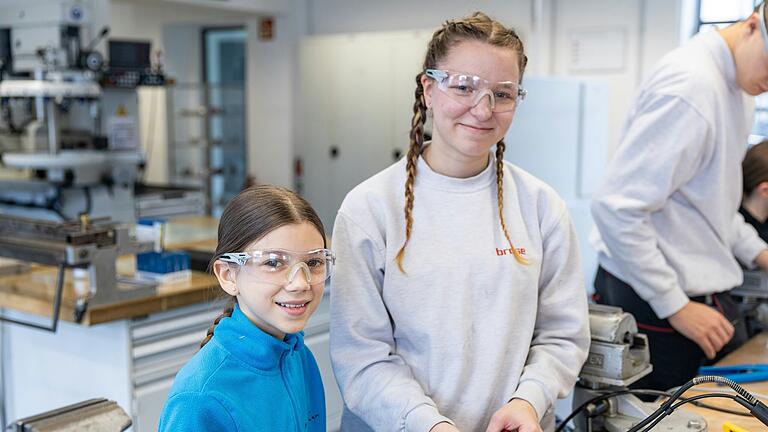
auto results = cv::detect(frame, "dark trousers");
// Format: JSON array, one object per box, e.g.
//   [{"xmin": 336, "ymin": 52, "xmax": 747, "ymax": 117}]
[{"xmin": 593, "ymin": 266, "xmax": 748, "ymax": 391}]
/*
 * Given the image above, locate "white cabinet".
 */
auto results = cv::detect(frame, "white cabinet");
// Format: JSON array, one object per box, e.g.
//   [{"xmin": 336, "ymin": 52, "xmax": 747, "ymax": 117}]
[
  {"xmin": 303, "ymin": 295, "xmax": 342, "ymax": 431},
  {"xmin": 298, "ymin": 30, "xmax": 432, "ymax": 230}
]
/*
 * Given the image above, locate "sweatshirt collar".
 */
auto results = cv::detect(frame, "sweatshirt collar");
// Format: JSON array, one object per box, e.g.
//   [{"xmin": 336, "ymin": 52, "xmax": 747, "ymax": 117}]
[
  {"xmin": 702, "ymin": 30, "xmax": 739, "ymax": 91},
  {"xmin": 415, "ymin": 144, "xmax": 496, "ymax": 193},
  {"xmin": 213, "ymin": 304, "xmax": 303, "ymax": 371}
]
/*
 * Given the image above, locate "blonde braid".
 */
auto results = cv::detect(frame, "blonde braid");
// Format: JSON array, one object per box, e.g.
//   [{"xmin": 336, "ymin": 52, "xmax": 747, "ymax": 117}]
[
  {"xmin": 200, "ymin": 297, "xmax": 237, "ymax": 348},
  {"xmin": 395, "ymin": 74, "xmax": 428, "ymax": 273},
  {"xmin": 496, "ymin": 141, "xmax": 529, "ymax": 264}
]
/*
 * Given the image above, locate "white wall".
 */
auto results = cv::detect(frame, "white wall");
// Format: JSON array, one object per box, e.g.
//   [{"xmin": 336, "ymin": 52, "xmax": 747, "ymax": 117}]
[
  {"xmin": 548, "ymin": 0, "xmax": 683, "ymax": 157},
  {"xmin": 308, "ymin": 0, "xmax": 533, "ymax": 38},
  {"xmin": 307, "ymin": 0, "xmax": 685, "ymax": 157},
  {"xmin": 108, "ymin": 0, "xmax": 687, "ymax": 190},
  {"xmin": 110, "ymin": 0, "xmax": 303, "ymax": 188}
]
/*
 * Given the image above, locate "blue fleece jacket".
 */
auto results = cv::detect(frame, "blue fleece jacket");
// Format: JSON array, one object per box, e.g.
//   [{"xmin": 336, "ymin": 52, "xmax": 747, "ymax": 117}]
[{"xmin": 158, "ymin": 305, "xmax": 326, "ymax": 431}]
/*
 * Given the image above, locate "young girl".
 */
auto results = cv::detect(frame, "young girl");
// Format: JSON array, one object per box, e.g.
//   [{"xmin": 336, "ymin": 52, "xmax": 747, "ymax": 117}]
[
  {"xmin": 329, "ymin": 12, "xmax": 590, "ymax": 432},
  {"xmin": 158, "ymin": 185, "xmax": 331, "ymax": 431}
]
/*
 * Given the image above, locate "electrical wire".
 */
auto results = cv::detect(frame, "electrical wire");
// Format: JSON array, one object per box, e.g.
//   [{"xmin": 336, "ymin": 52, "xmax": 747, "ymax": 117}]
[
  {"xmin": 664, "ymin": 384, "xmax": 754, "ymax": 416},
  {"xmin": 554, "ymin": 389, "xmax": 670, "ymax": 432},
  {"xmin": 627, "ymin": 376, "xmax": 768, "ymax": 432},
  {"xmin": 639, "ymin": 393, "xmax": 749, "ymax": 432},
  {"xmin": 558, "ymin": 380, "xmax": 762, "ymax": 432},
  {"xmin": 674, "ymin": 386, "xmax": 768, "ymax": 401}
]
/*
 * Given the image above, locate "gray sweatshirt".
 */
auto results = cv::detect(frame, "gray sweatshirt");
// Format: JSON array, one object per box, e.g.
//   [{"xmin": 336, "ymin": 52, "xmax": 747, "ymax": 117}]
[
  {"xmin": 590, "ymin": 30, "xmax": 767, "ymax": 319},
  {"xmin": 330, "ymin": 153, "xmax": 590, "ymax": 432}
]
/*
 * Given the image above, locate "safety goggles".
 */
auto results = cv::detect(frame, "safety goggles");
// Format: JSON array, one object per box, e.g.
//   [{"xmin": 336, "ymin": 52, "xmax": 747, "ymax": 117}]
[
  {"xmin": 425, "ymin": 69, "xmax": 527, "ymax": 113},
  {"xmin": 219, "ymin": 248, "xmax": 335, "ymax": 286},
  {"xmin": 759, "ymin": 2, "xmax": 768, "ymax": 53}
]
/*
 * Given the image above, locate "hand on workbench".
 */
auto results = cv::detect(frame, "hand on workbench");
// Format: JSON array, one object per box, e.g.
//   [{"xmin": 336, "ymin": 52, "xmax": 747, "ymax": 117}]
[
  {"xmin": 430, "ymin": 422, "xmax": 460, "ymax": 432},
  {"xmin": 668, "ymin": 301, "xmax": 734, "ymax": 359},
  {"xmin": 484, "ymin": 398, "xmax": 542, "ymax": 432}
]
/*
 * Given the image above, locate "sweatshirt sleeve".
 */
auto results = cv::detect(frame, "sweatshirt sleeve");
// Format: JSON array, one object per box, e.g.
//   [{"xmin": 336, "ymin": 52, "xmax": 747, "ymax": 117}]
[
  {"xmin": 511, "ymin": 209, "xmax": 590, "ymax": 419},
  {"xmin": 158, "ymin": 392, "xmax": 237, "ymax": 432},
  {"xmin": 591, "ymin": 94, "xmax": 711, "ymax": 319},
  {"xmin": 730, "ymin": 212, "xmax": 768, "ymax": 268},
  {"xmin": 330, "ymin": 211, "xmax": 453, "ymax": 432}
]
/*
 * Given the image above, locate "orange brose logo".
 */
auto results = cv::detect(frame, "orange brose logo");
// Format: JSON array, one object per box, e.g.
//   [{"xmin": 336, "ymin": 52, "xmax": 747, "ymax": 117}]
[{"xmin": 496, "ymin": 247, "xmax": 526, "ymax": 256}]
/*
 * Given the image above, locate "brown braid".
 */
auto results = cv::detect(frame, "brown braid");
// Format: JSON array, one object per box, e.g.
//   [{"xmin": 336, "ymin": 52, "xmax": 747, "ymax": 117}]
[
  {"xmin": 495, "ymin": 141, "xmax": 528, "ymax": 264},
  {"xmin": 395, "ymin": 75, "xmax": 428, "ymax": 273},
  {"xmin": 201, "ymin": 297, "xmax": 237, "ymax": 347},
  {"xmin": 395, "ymin": 11, "xmax": 529, "ymax": 272}
]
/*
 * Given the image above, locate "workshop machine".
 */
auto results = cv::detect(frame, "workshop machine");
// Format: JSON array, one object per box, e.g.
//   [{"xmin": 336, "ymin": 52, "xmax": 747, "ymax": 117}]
[
  {"xmin": 0, "ymin": 0, "xmax": 203, "ymax": 223},
  {"xmin": 572, "ymin": 304, "xmax": 707, "ymax": 431},
  {"xmin": 0, "ymin": 213, "xmax": 156, "ymax": 331}
]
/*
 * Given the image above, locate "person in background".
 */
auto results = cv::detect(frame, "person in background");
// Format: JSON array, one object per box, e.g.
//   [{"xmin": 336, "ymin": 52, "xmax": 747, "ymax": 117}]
[
  {"xmin": 329, "ymin": 12, "xmax": 589, "ymax": 432},
  {"xmin": 590, "ymin": 3, "xmax": 768, "ymax": 391},
  {"xmin": 737, "ymin": 140, "xmax": 768, "ymax": 336},
  {"xmin": 741, "ymin": 140, "xmax": 768, "ymax": 242},
  {"xmin": 158, "ymin": 185, "xmax": 332, "ymax": 431}
]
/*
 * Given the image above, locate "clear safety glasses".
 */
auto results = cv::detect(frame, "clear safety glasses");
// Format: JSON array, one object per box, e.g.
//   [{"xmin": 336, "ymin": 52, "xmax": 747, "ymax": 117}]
[
  {"xmin": 425, "ymin": 69, "xmax": 527, "ymax": 113},
  {"xmin": 219, "ymin": 248, "xmax": 335, "ymax": 286},
  {"xmin": 760, "ymin": 2, "xmax": 768, "ymax": 53}
]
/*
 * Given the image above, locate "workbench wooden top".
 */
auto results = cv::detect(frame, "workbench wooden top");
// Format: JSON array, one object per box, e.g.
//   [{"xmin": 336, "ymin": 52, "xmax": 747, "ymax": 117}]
[
  {"xmin": 0, "ymin": 216, "xmax": 221, "ymax": 325},
  {"xmin": 682, "ymin": 333, "xmax": 768, "ymax": 430}
]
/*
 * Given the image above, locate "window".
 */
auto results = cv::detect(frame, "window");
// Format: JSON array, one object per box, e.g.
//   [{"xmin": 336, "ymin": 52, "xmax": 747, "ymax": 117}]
[
  {"xmin": 697, "ymin": 0, "xmax": 767, "ymax": 143},
  {"xmin": 698, "ymin": 0, "xmax": 759, "ymax": 31}
]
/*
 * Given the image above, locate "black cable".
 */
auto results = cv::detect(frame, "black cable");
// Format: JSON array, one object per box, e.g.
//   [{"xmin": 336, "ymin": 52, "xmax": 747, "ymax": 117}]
[
  {"xmin": 643, "ymin": 393, "xmax": 748, "ymax": 432},
  {"xmin": 554, "ymin": 389, "xmax": 671, "ymax": 432},
  {"xmin": 628, "ymin": 376, "xmax": 768, "ymax": 432},
  {"xmin": 560, "ymin": 385, "xmax": 754, "ymax": 431},
  {"xmin": 687, "ymin": 398, "xmax": 752, "ymax": 417},
  {"xmin": 671, "ymin": 393, "xmax": 751, "ymax": 411},
  {"xmin": 561, "ymin": 377, "xmax": 766, "ymax": 431},
  {"xmin": 640, "ymin": 393, "xmax": 750, "ymax": 432}
]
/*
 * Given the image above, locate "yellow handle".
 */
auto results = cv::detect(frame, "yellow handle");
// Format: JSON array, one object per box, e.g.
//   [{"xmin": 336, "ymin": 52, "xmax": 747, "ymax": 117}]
[{"xmin": 723, "ymin": 421, "xmax": 750, "ymax": 432}]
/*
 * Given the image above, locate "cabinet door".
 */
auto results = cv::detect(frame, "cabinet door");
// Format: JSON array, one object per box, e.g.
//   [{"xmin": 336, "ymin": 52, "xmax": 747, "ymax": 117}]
[
  {"xmin": 390, "ymin": 31, "xmax": 433, "ymax": 162},
  {"xmin": 134, "ymin": 378, "xmax": 175, "ymax": 432},
  {"xmin": 130, "ymin": 301, "xmax": 223, "ymax": 431},
  {"xmin": 299, "ymin": 37, "xmax": 340, "ymax": 230},
  {"xmin": 299, "ymin": 32, "xmax": 431, "ymax": 232},
  {"xmin": 328, "ymin": 35, "xmax": 394, "ymax": 229}
]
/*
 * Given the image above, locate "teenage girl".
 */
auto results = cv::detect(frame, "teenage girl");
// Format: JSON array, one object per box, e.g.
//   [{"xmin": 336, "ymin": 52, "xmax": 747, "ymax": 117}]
[{"xmin": 329, "ymin": 12, "xmax": 590, "ymax": 432}]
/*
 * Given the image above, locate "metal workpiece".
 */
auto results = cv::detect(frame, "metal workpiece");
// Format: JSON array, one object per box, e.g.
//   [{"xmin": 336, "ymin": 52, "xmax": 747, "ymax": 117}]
[
  {"xmin": 572, "ymin": 304, "xmax": 708, "ymax": 431},
  {"xmin": 588, "ymin": 303, "xmax": 638, "ymax": 344},
  {"xmin": 580, "ymin": 304, "xmax": 652, "ymax": 386},
  {"xmin": 7, "ymin": 398, "xmax": 131, "ymax": 432},
  {"xmin": 580, "ymin": 337, "xmax": 653, "ymax": 388}
]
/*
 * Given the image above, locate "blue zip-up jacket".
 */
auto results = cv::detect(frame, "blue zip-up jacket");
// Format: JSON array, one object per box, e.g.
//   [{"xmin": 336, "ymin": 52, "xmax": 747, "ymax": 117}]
[{"xmin": 158, "ymin": 304, "xmax": 326, "ymax": 431}]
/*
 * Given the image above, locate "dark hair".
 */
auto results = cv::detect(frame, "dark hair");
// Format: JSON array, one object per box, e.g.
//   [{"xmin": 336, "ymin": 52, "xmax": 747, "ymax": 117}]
[
  {"xmin": 743, "ymin": 140, "xmax": 768, "ymax": 196},
  {"xmin": 395, "ymin": 11, "xmax": 529, "ymax": 272},
  {"xmin": 200, "ymin": 185, "xmax": 326, "ymax": 347}
]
